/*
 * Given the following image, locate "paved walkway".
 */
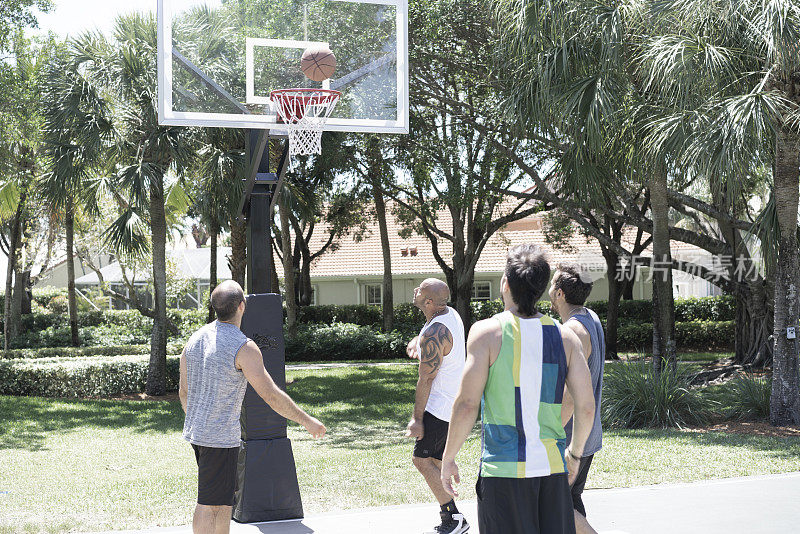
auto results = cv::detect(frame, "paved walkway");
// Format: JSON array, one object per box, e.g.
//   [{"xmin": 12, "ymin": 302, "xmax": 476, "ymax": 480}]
[{"xmin": 100, "ymin": 472, "xmax": 800, "ymax": 534}]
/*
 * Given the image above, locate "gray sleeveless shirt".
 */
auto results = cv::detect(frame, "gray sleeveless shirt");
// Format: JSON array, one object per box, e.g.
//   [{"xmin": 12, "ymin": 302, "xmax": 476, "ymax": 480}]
[
  {"xmin": 565, "ymin": 308, "xmax": 604, "ymax": 457},
  {"xmin": 183, "ymin": 320, "xmax": 249, "ymax": 448}
]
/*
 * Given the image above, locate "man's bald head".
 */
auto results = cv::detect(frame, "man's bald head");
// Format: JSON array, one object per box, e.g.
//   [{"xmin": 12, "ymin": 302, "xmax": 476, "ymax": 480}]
[
  {"xmin": 211, "ymin": 280, "xmax": 245, "ymax": 321},
  {"xmin": 420, "ymin": 278, "xmax": 450, "ymax": 307}
]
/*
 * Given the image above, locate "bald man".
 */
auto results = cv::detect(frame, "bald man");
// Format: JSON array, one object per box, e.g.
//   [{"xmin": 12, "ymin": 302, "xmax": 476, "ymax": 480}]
[
  {"xmin": 179, "ymin": 280, "xmax": 325, "ymax": 534},
  {"xmin": 406, "ymin": 278, "xmax": 469, "ymax": 534}
]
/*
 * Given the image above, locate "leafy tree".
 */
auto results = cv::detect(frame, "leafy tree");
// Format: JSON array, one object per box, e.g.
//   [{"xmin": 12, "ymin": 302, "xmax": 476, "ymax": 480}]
[
  {"xmin": 0, "ymin": 0, "xmax": 52, "ymax": 53},
  {"xmin": 0, "ymin": 33, "xmax": 53, "ymax": 347},
  {"xmin": 68, "ymin": 15, "xmax": 193, "ymax": 395},
  {"xmin": 349, "ymin": 134, "xmax": 399, "ymax": 332},
  {"xmin": 397, "ymin": 0, "xmax": 542, "ymax": 326},
  {"xmin": 190, "ymin": 127, "xmax": 245, "ymax": 322},
  {"xmin": 40, "ymin": 42, "xmax": 113, "ymax": 345},
  {"xmin": 639, "ymin": 0, "xmax": 800, "ymax": 424}
]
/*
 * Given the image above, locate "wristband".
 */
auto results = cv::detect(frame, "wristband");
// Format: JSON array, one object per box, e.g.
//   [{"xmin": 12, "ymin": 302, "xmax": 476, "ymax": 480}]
[{"xmin": 567, "ymin": 448, "xmax": 581, "ymax": 461}]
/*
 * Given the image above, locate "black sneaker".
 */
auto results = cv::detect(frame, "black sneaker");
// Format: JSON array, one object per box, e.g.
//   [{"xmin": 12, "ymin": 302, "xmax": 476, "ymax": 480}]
[{"xmin": 425, "ymin": 512, "xmax": 469, "ymax": 534}]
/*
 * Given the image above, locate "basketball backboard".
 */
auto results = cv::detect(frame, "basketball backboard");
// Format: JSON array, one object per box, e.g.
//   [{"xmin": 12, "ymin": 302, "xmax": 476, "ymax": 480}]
[{"xmin": 157, "ymin": 0, "xmax": 408, "ymax": 134}]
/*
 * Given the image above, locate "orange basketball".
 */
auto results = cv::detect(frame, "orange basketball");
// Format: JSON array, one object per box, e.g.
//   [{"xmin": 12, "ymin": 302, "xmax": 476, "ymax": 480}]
[{"xmin": 301, "ymin": 46, "xmax": 336, "ymax": 82}]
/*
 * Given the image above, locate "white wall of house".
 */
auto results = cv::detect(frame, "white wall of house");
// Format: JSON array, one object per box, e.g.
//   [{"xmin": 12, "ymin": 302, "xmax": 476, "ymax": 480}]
[
  {"xmin": 34, "ymin": 255, "xmax": 113, "ymax": 290},
  {"xmin": 309, "ymin": 268, "xmax": 720, "ymax": 307}
]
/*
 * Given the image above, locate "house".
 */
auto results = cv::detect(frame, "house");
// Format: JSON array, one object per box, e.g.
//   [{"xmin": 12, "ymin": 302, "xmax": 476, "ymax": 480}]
[{"xmin": 67, "ymin": 210, "xmax": 720, "ymax": 308}]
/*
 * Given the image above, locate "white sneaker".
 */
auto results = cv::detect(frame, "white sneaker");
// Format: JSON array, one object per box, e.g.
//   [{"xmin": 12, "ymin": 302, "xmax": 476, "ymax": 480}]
[{"xmin": 424, "ymin": 512, "xmax": 469, "ymax": 534}]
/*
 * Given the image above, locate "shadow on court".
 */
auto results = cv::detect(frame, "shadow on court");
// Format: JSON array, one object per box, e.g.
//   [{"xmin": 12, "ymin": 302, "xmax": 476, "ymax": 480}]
[{"xmin": 98, "ymin": 473, "xmax": 800, "ymax": 534}]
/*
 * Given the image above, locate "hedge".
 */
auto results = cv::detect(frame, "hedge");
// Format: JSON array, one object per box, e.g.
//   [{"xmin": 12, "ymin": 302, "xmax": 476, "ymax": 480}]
[
  {"xmin": 285, "ymin": 323, "xmax": 406, "ymax": 362},
  {"xmin": 0, "ymin": 317, "xmax": 737, "ymax": 396},
  {"xmin": 1, "ymin": 309, "xmax": 205, "ymax": 349},
  {"xmin": 0, "ymin": 354, "xmax": 180, "ymax": 397},
  {"xmin": 0, "ymin": 343, "xmax": 184, "ymax": 361},
  {"xmin": 0, "ymin": 323, "xmax": 408, "ymax": 397},
  {"xmin": 293, "ymin": 295, "xmax": 735, "ymax": 330},
  {"xmin": 616, "ymin": 320, "xmax": 735, "ymax": 352}
]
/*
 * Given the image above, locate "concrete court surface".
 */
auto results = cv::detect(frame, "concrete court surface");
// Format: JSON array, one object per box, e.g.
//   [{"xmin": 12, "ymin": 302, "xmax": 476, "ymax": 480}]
[{"xmin": 100, "ymin": 472, "xmax": 800, "ymax": 534}]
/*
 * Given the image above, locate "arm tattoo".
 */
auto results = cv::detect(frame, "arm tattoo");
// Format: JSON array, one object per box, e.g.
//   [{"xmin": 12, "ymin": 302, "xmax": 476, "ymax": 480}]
[{"xmin": 419, "ymin": 322, "xmax": 453, "ymax": 373}]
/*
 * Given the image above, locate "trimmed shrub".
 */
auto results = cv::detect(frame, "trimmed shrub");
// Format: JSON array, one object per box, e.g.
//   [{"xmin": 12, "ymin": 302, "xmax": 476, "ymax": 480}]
[
  {"xmin": 602, "ymin": 361, "xmax": 712, "ymax": 428},
  {"xmin": 0, "ymin": 343, "xmax": 184, "ymax": 360},
  {"xmin": 2, "ymin": 309, "xmax": 205, "ymax": 349},
  {"xmin": 48, "ymin": 295, "xmax": 69, "ymax": 314},
  {"xmin": 722, "ymin": 373, "xmax": 772, "ymax": 421},
  {"xmin": 0, "ymin": 354, "xmax": 180, "ymax": 397},
  {"xmin": 616, "ymin": 320, "xmax": 734, "ymax": 352},
  {"xmin": 285, "ymin": 323, "xmax": 406, "ymax": 362},
  {"xmin": 295, "ymin": 305, "xmax": 382, "ymax": 326}
]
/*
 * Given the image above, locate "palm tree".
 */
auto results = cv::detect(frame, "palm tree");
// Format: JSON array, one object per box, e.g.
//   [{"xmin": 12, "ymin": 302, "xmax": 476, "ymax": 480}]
[
  {"xmin": 192, "ymin": 127, "xmax": 245, "ymax": 322},
  {"xmin": 71, "ymin": 15, "xmax": 193, "ymax": 395},
  {"xmin": 0, "ymin": 35, "xmax": 50, "ymax": 348},
  {"xmin": 40, "ymin": 44, "xmax": 113, "ymax": 346},
  {"xmin": 640, "ymin": 0, "xmax": 800, "ymax": 424},
  {"xmin": 492, "ymin": 0, "xmax": 715, "ymax": 372}
]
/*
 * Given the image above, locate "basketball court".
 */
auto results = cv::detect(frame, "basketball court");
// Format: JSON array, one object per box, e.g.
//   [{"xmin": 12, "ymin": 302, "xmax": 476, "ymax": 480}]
[
  {"xmin": 151, "ymin": 3, "xmax": 793, "ymax": 534},
  {"xmin": 95, "ymin": 472, "xmax": 800, "ymax": 534}
]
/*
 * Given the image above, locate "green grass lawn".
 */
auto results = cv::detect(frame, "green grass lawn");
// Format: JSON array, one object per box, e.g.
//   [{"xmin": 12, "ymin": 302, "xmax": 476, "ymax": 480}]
[{"xmin": 2, "ymin": 365, "xmax": 799, "ymax": 533}]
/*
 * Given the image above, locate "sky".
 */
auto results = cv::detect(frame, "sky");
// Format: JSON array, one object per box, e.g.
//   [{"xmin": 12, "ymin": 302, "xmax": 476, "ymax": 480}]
[{"xmin": 32, "ymin": 0, "xmax": 220, "ymax": 38}]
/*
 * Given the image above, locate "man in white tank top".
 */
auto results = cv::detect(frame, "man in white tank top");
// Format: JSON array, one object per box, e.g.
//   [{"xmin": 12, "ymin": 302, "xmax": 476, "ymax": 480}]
[{"xmin": 405, "ymin": 278, "xmax": 468, "ymax": 534}]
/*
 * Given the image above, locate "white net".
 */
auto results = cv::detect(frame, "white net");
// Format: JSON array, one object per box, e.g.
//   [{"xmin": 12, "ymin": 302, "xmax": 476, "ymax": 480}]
[{"xmin": 270, "ymin": 89, "xmax": 341, "ymax": 156}]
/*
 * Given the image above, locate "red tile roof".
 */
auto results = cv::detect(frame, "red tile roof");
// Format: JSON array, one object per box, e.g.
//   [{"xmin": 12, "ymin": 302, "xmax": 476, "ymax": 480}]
[{"xmin": 284, "ymin": 201, "xmax": 702, "ymax": 279}]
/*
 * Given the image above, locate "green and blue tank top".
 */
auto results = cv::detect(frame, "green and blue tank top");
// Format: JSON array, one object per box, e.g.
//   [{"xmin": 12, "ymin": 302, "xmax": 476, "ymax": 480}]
[{"xmin": 480, "ymin": 311, "xmax": 568, "ymax": 478}]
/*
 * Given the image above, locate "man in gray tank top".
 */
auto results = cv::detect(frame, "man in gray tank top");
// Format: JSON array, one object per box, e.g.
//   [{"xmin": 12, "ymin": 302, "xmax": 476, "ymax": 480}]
[
  {"xmin": 179, "ymin": 280, "xmax": 326, "ymax": 534},
  {"xmin": 549, "ymin": 264, "xmax": 605, "ymax": 534}
]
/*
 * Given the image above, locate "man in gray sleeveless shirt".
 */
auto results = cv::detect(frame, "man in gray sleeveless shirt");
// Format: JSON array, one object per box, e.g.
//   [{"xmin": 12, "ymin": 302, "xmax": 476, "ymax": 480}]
[
  {"xmin": 179, "ymin": 280, "xmax": 325, "ymax": 534},
  {"xmin": 549, "ymin": 264, "xmax": 605, "ymax": 534}
]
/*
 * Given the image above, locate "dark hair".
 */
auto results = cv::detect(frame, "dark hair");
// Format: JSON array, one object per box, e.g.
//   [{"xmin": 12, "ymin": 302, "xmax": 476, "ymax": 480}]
[
  {"xmin": 505, "ymin": 244, "xmax": 550, "ymax": 316},
  {"xmin": 211, "ymin": 282, "xmax": 245, "ymax": 321},
  {"xmin": 553, "ymin": 263, "xmax": 593, "ymax": 305}
]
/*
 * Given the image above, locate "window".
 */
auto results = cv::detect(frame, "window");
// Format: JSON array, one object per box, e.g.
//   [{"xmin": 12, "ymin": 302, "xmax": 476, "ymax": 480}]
[
  {"xmin": 471, "ymin": 281, "xmax": 491, "ymax": 301},
  {"xmin": 311, "ymin": 285, "xmax": 319, "ymax": 305},
  {"xmin": 365, "ymin": 284, "xmax": 382, "ymax": 306}
]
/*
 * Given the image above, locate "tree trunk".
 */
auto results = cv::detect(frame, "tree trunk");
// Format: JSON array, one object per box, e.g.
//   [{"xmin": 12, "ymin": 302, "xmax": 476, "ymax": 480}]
[
  {"xmin": 3, "ymin": 190, "xmax": 25, "ymax": 349},
  {"xmin": 207, "ymin": 221, "xmax": 218, "ymax": 323},
  {"xmin": 66, "ymin": 198, "xmax": 80, "ymax": 346},
  {"xmin": 733, "ymin": 280, "xmax": 773, "ymax": 367},
  {"xmin": 11, "ymin": 220, "xmax": 28, "ymax": 329},
  {"xmin": 370, "ymin": 174, "xmax": 394, "ymax": 332},
  {"xmin": 279, "ymin": 192, "xmax": 297, "ymax": 335},
  {"xmin": 299, "ymin": 252, "xmax": 313, "ymax": 306},
  {"xmin": 270, "ymin": 244, "xmax": 280, "ymax": 296},
  {"xmin": 229, "ymin": 218, "xmax": 247, "ymax": 287},
  {"xmin": 622, "ymin": 275, "xmax": 634, "ymax": 300},
  {"xmin": 21, "ymin": 270, "xmax": 31, "ymax": 315},
  {"xmin": 649, "ymin": 168, "xmax": 677, "ymax": 375},
  {"xmin": 453, "ymin": 276, "xmax": 473, "ymax": 329},
  {"xmin": 146, "ymin": 172, "xmax": 169, "ymax": 396},
  {"xmin": 603, "ymin": 251, "xmax": 622, "ymax": 360},
  {"xmin": 11, "ymin": 263, "xmax": 24, "ymax": 325},
  {"xmin": 770, "ymin": 128, "xmax": 800, "ymax": 426}
]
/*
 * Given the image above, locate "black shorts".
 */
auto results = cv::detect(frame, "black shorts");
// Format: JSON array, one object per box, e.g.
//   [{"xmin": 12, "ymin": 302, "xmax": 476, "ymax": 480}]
[
  {"xmin": 412, "ymin": 411, "xmax": 449, "ymax": 460},
  {"xmin": 476, "ymin": 474, "xmax": 576, "ymax": 534},
  {"xmin": 192, "ymin": 444, "xmax": 239, "ymax": 506},
  {"xmin": 570, "ymin": 454, "xmax": 594, "ymax": 517}
]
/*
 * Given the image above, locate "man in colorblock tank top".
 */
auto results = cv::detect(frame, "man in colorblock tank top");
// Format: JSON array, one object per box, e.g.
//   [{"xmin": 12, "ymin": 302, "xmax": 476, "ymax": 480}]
[
  {"xmin": 550, "ymin": 264, "xmax": 605, "ymax": 534},
  {"xmin": 440, "ymin": 244, "xmax": 596, "ymax": 534},
  {"xmin": 405, "ymin": 278, "xmax": 469, "ymax": 534}
]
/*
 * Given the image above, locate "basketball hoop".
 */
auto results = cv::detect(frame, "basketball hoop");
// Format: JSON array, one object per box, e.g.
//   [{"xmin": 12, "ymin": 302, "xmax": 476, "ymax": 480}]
[{"xmin": 270, "ymin": 88, "xmax": 341, "ymax": 156}]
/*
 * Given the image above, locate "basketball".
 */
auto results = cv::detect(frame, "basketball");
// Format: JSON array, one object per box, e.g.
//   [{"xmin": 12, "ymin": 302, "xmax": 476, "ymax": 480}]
[{"xmin": 301, "ymin": 46, "xmax": 336, "ymax": 82}]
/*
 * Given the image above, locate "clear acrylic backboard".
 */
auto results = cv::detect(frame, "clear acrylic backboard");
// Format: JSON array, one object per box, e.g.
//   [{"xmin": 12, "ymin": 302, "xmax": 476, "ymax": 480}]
[{"xmin": 157, "ymin": 0, "xmax": 408, "ymax": 133}]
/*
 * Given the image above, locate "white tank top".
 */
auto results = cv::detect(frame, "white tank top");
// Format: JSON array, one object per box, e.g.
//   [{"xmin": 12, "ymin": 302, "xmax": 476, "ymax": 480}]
[{"xmin": 417, "ymin": 306, "xmax": 466, "ymax": 422}]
